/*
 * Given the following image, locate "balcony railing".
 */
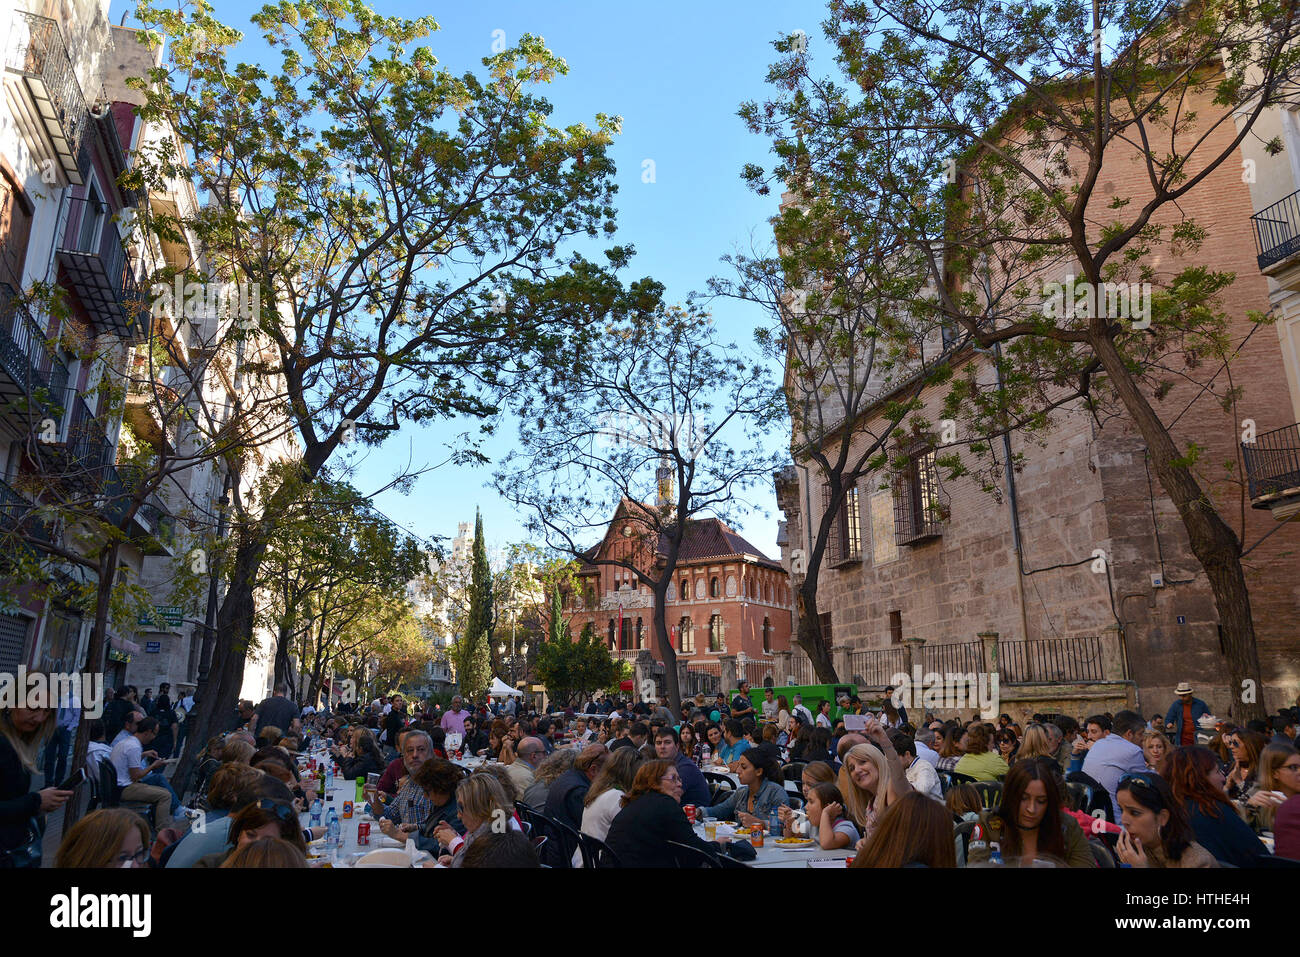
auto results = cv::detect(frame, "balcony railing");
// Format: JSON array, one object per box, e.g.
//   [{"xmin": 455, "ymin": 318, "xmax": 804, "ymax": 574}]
[
  {"xmin": 3, "ymin": 11, "xmax": 90, "ymax": 185},
  {"xmin": 0, "ymin": 283, "xmax": 70, "ymax": 419},
  {"xmin": 998, "ymin": 636, "xmax": 1105, "ymax": 683},
  {"xmin": 101, "ymin": 464, "xmax": 174, "ymax": 555},
  {"xmin": 1251, "ymin": 189, "xmax": 1300, "ymax": 271},
  {"xmin": 1243, "ymin": 423, "xmax": 1300, "ymax": 503},
  {"xmin": 56, "ymin": 195, "xmax": 145, "ymax": 338},
  {"xmin": 0, "ymin": 478, "xmax": 53, "ymax": 545},
  {"xmin": 31, "ymin": 388, "xmax": 115, "ymax": 483}
]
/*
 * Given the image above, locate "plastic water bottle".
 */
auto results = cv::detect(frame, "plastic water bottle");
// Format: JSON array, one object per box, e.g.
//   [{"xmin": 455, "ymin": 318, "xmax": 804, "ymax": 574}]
[
  {"xmin": 310, "ymin": 798, "xmax": 323, "ymax": 826},
  {"xmin": 770, "ymin": 808, "xmax": 783, "ymax": 838},
  {"xmin": 326, "ymin": 761, "xmax": 335, "ymax": 791},
  {"xmin": 326, "ymin": 807, "xmax": 340, "ymax": 849},
  {"xmin": 989, "ymin": 842, "xmax": 1003, "ymax": 866}
]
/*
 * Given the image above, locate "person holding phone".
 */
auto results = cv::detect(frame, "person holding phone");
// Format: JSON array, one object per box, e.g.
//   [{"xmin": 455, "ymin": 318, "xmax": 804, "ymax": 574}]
[{"xmin": 2, "ymin": 704, "xmax": 73, "ymax": 868}]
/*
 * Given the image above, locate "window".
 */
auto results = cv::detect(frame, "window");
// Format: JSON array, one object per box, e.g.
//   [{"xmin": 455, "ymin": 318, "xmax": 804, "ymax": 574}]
[
  {"xmin": 762, "ymin": 617, "xmax": 772, "ymax": 653},
  {"xmin": 819, "ymin": 612, "xmax": 833, "ymax": 646},
  {"xmin": 894, "ymin": 448, "xmax": 946, "ymax": 544},
  {"xmin": 607, "ymin": 619, "xmax": 616, "ymax": 649},
  {"xmin": 889, "ymin": 610, "xmax": 903, "ymax": 645},
  {"xmin": 680, "ymin": 579, "xmax": 689, "ymax": 601},
  {"xmin": 822, "ymin": 481, "xmax": 862, "ymax": 564},
  {"xmin": 0, "ymin": 166, "xmax": 34, "ymax": 288},
  {"xmin": 710, "ymin": 577, "xmax": 720, "ymax": 598},
  {"xmin": 679, "ymin": 616, "xmax": 694, "ymax": 654},
  {"xmin": 709, "ymin": 614, "xmax": 724, "ymax": 653},
  {"xmin": 619, "ymin": 617, "xmax": 632, "ymax": 651},
  {"xmin": 636, "ymin": 617, "xmax": 643, "ymax": 650},
  {"xmin": 76, "ymin": 180, "xmax": 106, "ymax": 252}
]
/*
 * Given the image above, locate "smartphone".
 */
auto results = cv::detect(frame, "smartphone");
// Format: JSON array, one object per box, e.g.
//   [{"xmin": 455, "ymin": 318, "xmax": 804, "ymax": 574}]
[{"xmin": 57, "ymin": 769, "xmax": 85, "ymax": 791}]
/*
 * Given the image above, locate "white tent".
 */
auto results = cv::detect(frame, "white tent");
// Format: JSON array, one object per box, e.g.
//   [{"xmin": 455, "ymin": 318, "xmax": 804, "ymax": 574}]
[{"xmin": 489, "ymin": 677, "xmax": 523, "ymax": 697}]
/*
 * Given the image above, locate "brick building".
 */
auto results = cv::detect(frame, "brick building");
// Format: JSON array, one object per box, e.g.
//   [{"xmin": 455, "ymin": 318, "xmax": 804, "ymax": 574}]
[
  {"xmin": 775, "ymin": 80, "xmax": 1300, "ymax": 722},
  {"xmin": 563, "ymin": 499, "xmax": 794, "ymax": 690}
]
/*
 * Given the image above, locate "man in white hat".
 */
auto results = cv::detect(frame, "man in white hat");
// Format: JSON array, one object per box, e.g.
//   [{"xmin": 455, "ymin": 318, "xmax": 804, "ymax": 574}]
[{"xmin": 1164, "ymin": 682, "xmax": 1211, "ymax": 748}]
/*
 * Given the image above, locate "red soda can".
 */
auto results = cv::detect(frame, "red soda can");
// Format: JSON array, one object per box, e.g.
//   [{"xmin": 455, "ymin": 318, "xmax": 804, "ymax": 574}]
[
  {"xmin": 683, "ymin": 804, "xmax": 696, "ymax": 824},
  {"xmin": 358, "ymin": 821, "xmax": 370, "ymax": 845},
  {"xmin": 343, "ymin": 801, "xmax": 353, "ymax": 819}
]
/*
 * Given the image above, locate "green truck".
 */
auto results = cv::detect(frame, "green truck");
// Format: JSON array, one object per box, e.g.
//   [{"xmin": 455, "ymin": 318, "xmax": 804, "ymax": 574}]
[{"xmin": 727, "ymin": 683, "xmax": 858, "ymax": 724}]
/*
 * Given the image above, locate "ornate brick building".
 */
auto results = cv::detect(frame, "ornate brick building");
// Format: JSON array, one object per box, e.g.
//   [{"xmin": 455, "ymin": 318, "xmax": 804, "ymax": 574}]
[{"xmin": 563, "ymin": 500, "xmax": 794, "ymax": 687}]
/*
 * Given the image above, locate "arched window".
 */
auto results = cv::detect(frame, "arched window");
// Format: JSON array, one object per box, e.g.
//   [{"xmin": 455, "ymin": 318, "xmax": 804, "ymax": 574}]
[
  {"xmin": 710, "ymin": 576, "xmax": 720, "ymax": 598},
  {"xmin": 681, "ymin": 579, "xmax": 689, "ymax": 601},
  {"xmin": 636, "ymin": 617, "xmax": 643, "ymax": 649},
  {"xmin": 709, "ymin": 614, "xmax": 723, "ymax": 652},
  {"xmin": 679, "ymin": 617, "xmax": 693, "ymax": 654},
  {"xmin": 762, "ymin": 617, "xmax": 772, "ymax": 653},
  {"xmin": 607, "ymin": 619, "xmax": 615, "ymax": 649}
]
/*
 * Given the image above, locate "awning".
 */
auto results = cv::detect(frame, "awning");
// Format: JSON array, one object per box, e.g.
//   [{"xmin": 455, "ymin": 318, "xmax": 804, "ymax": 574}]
[
  {"xmin": 110, "ymin": 636, "xmax": 142, "ymax": 654},
  {"xmin": 489, "ymin": 676, "xmax": 523, "ymax": 697}
]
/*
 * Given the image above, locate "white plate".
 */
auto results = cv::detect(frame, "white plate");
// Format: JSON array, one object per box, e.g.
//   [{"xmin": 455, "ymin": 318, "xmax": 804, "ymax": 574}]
[{"xmin": 774, "ymin": 840, "xmax": 815, "ymax": 850}]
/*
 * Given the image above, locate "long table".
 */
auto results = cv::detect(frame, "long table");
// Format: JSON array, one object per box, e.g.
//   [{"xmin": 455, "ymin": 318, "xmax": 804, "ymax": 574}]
[{"xmin": 691, "ymin": 820, "xmax": 853, "ymax": 868}]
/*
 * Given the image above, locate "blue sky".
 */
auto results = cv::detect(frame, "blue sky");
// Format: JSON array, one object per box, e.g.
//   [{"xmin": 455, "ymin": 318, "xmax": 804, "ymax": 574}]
[{"xmin": 143, "ymin": 0, "xmax": 829, "ymax": 559}]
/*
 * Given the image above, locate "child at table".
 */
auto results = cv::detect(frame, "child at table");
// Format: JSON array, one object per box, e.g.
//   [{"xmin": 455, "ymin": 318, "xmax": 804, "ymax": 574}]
[{"xmin": 779, "ymin": 782, "xmax": 860, "ymax": 850}]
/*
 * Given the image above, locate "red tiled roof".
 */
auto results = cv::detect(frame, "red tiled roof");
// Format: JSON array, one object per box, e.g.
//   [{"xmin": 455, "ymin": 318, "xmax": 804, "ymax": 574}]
[{"xmin": 577, "ymin": 501, "xmax": 781, "ymax": 572}]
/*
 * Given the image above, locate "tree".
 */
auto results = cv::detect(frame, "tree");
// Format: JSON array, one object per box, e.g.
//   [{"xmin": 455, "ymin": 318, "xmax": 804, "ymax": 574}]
[
  {"xmin": 495, "ymin": 304, "xmax": 783, "ymax": 712},
  {"xmin": 741, "ymin": 1, "xmax": 1300, "ymax": 718},
  {"xmin": 533, "ymin": 619, "xmax": 621, "ymax": 707},
  {"xmin": 130, "ymin": 0, "xmax": 641, "ymax": 788},
  {"xmin": 450, "ymin": 510, "xmax": 493, "ymax": 699}
]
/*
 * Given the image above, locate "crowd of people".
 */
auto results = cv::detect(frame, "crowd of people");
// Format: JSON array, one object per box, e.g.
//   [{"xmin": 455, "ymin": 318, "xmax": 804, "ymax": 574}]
[{"xmin": 3, "ymin": 676, "xmax": 1298, "ymax": 869}]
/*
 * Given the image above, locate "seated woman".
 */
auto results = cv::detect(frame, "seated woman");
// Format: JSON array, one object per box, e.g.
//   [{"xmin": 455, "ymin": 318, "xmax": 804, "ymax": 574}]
[
  {"xmin": 1241, "ymin": 743, "xmax": 1300, "ymax": 834},
  {"xmin": 936, "ymin": 726, "xmax": 965, "ymax": 772},
  {"xmin": 852, "ymin": 791, "xmax": 956, "ymax": 867},
  {"xmin": 1114, "ymin": 771, "xmax": 1217, "ymax": 868},
  {"xmin": 954, "ymin": 724, "xmax": 1010, "ymax": 782},
  {"xmin": 337, "ymin": 728, "xmax": 386, "ymax": 781},
  {"xmin": 839, "ymin": 721, "xmax": 913, "ymax": 846},
  {"xmin": 604, "ymin": 760, "xmax": 719, "ymax": 868},
  {"xmin": 56, "ymin": 808, "xmax": 152, "ymax": 868},
  {"xmin": 1163, "ymin": 746, "xmax": 1268, "ymax": 867},
  {"xmin": 993, "ymin": 728, "xmax": 1019, "ymax": 767},
  {"xmin": 485, "ymin": 721, "xmax": 508, "ymax": 759},
  {"xmin": 1142, "ymin": 730, "xmax": 1171, "ymax": 773},
  {"xmin": 700, "ymin": 743, "xmax": 790, "ymax": 828},
  {"xmin": 429, "ymin": 773, "xmax": 521, "ymax": 867},
  {"xmin": 986, "ymin": 757, "xmax": 1093, "ymax": 867},
  {"xmin": 194, "ymin": 798, "xmax": 308, "ymax": 868},
  {"xmin": 779, "ymin": 781, "xmax": 859, "ymax": 850},
  {"xmin": 1224, "ymin": 730, "xmax": 1269, "ymax": 801},
  {"xmin": 386, "ymin": 758, "xmax": 465, "ymax": 852}
]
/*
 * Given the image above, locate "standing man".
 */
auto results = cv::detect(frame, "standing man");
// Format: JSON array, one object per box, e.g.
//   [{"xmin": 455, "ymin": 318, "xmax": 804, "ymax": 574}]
[
  {"xmin": 152, "ymin": 683, "xmax": 178, "ymax": 759},
  {"xmin": 1164, "ymin": 682, "xmax": 1211, "ymax": 749},
  {"xmin": 140, "ymin": 688, "xmax": 154, "ymax": 717},
  {"xmin": 791, "ymin": 694, "xmax": 814, "ymax": 727},
  {"xmin": 43, "ymin": 682, "xmax": 79, "ymax": 787},
  {"xmin": 249, "ymin": 683, "xmax": 298, "ymax": 738},
  {"xmin": 1081, "ymin": 710, "xmax": 1149, "ymax": 825},
  {"xmin": 174, "ymin": 686, "xmax": 196, "ymax": 756},
  {"xmin": 440, "ymin": 696, "xmax": 469, "ymax": 737},
  {"xmin": 384, "ymin": 696, "xmax": 408, "ymax": 748},
  {"xmin": 731, "ymin": 682, "xmax": 756, "ymax": 723}
]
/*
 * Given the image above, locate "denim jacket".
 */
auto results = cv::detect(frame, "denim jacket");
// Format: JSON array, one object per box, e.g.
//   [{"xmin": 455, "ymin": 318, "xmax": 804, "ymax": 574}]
[{"xmin": 703, "ymin": 778, "xmax": 790, "ymax": 821}]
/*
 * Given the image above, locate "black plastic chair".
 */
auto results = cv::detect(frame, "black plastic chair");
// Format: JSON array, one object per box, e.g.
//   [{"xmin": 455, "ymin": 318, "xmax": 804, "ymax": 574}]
[
  {"xmin": 973, "ymin": 782, "xmax": 1002, "ymax": 812},
  {"xmin": 953, "ymin": 819, "xmax": 979, "ymax": 866},
  {"xmin": 702, "ymin": 771, "xmax": 736, "ymax": 806},
  {"xmin": 937, "ymin": 769, "xmax": 976, "ymax": 794},
  {"xmin": 1064, "ymin": 782, "xmax": 1092, "ymax": 812},
  {"xmin": 1088, "ymin": 838, "xmax": 1118, "ymax": 868},
  {"xmin": 717, "ymin": 849, "xmax": 751, "ymax": 869},
  {"xmin": 781, "ymin": 762, "xmax": 807, "ymax": 783},
  {"xmin": 666, "ymin": 839, "xmax": 721, "ymax": 868},
  {"xmin": 98, "ymin": 758, "xmax": 157, "ymax": 828},
  {"xmin": 1066, "ymin": 771, "xmax": 1114, "ymax": 822},
  {"xmin": 577, "ymin": 832, "xmax": 622, "ymax": 868},
  {"xmin": 1253, "ymin": 853, "xmax": 1300, "ymax": 868},
  {"xmin": 539, "ymin": 811, "xmax": 584, "ymax": 869}
]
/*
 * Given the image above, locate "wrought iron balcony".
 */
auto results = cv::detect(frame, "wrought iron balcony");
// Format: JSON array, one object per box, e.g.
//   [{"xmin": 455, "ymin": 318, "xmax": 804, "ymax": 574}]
[
  {"xmin": 101, "ymin": 464, "xmax": 175, "ymax": 556},
  {"xmin": 0, "ymin": 283, "xmax": 69, "ymax": 421},
  {"xmin": 55, "ymin": 195, "xmax": 146, "ymax": 338},
  {"xmin": 0, "ymin": 478, "xmax": 54, "ymax": 546},
  {"xmin": 1243, "ymin": 423, "xmax": 1300, "ymax": 507},
  {"xmin": 3, "ymin": 11, "xmax": 89, "ymax": 185},
  {"xmin": 1251, "ymin": 189, "xmax": 1300, "ymax": 272},
  {"xmin": 30, "ymin": 388, "xmax": 115, "ymax": 486}
]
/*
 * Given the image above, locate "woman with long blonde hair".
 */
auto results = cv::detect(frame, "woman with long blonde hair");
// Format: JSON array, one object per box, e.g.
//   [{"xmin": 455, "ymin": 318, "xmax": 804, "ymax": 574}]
[
  {"xmin": 1, "ymin": 701, "xmax": 70, "ymax": 868},
  {"xmin": 838, "ymin": 720, "xmax": 912, "ymax": 846},
  {"xmin": 55, "ymin": 808, "xmax": 151, "ymax": 868},
  {"xmin": 1014, "ymin": 724, "xmax": 1056, "ymax": 763}
]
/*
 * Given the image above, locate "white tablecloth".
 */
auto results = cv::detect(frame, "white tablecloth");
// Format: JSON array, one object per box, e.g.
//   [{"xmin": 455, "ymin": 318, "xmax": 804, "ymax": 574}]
[{"xmin": 691, "ymin": 821, "xmax": 852, "ymax": 868}]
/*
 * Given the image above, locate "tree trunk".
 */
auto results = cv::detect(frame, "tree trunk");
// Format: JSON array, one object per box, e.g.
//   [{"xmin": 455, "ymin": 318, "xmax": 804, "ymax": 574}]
[
  {"xmin": 797, "ymin": 574, "xmax": 839, "ymax": 684},
  {"xmin": 652, "ymin": 582, "xmax": 681, "ymax": 714},
  {"xmin": 170, "ymin": 535, "xmax": 263, "ymax": 796},
  {"xmin": 1092, "ymin": 334, "xmax": 1265, "ymax": 721},
  {"xmin": 64, "ymin": 544, "xmax": 120, "ymax": 832}
]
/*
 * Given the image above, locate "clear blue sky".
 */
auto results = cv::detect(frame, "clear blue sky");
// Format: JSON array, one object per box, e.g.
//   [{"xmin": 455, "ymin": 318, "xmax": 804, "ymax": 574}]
[{"xmin": 142, "ymin": 0, "xmax": 828, "ymax": 559}]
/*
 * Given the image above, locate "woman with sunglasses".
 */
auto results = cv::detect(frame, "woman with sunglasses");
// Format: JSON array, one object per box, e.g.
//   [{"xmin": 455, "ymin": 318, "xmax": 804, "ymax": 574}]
[
  {"xmin": 194, "ymin": 798, "xmax": 308, "ymax": 868},
  {"xmin": 1114, "ymin": 772, "xmax": 1216, "ymax": 868},
  {"xmin": 993, "ymin": 728, "xmax": 1019, "ymax": 766},
  {"xmin": 1162, "ymin": 746, "xmax": 1267, "ymax": 867},
  {"xmin": 1241, "ymin": 743, "xmax": 1300, "ymax": 834}
]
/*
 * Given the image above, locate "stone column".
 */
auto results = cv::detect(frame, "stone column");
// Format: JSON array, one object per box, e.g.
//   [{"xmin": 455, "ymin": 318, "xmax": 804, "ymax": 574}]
[
  {"xmin": 1100, "ymin": 625, "xmax": 1126, "ymax": 681},
  {"xmin": 902, "ymin": 637, "xmax": 925, "ymax": 680},
  {"xmin": 977, "ymin": 631, "xmax": 1000, "ymax": 676},
  {"xmin": 833, "ymin": 646, "xmax": 853, "ymax": 686},
  {"xmin": 634, "ymin": 650, "xmax": 656, "ymax": 702},
  {"xmin": 772, "ymin": 650, "xmax": 793, "ymax": 687},
  {"xmin": 717, "ymin": 654, "xmax": 738, "ymax": 693}
]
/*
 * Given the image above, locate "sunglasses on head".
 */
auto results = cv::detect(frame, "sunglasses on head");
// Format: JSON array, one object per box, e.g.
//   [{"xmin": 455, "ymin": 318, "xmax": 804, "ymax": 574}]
[
  {"xmin": 256, "ymin": 799, "xmax": 296, "ymax": 823},
  {"xmin": 1118, "ymin": 772, "xmax": 1161, "ymax": 793}
]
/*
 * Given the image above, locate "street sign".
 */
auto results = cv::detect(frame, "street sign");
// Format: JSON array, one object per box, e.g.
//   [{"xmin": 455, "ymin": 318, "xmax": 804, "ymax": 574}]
[
  {"xmin": 1176, "ymin": 615, "xmax": 1186, "ymax": 625},
  {"xmin": 138, "ymin": 605, "xmax": 184, "ymax": 628},
  {"xmin": 145, "ymin": 641, "xmax": 161, "ymax": 653}
]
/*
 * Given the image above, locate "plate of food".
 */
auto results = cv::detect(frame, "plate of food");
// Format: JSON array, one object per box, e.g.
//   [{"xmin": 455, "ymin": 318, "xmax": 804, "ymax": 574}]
[{"xmin": 774, "ymin": 837, "xmax": 816, "ymax": 850}]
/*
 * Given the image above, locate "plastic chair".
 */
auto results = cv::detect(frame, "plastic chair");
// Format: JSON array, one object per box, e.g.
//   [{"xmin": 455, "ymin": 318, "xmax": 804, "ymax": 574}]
[
  {"xmin": 98, "ymin": 759, "xmax": 157, "ymax": 828},
  {"xmin": 666, "ymin": 839, "xmax": 721, "ymax": 868},
  {"xmin": 973, "ymin": 782, "xmax": 1002, "ymax": 812},
  {"xmin": 1066, "ymin": 771, "xmax": 1114, "ymax": 822},
  {"xmin": 702, "ymin": 771, "xmax": 736, "ymax": 806},
  {"xmin": 1064, "ymin": 782, "xmax": 1092, "ymax": 812},
  {"xmin": 577, "ymin": 832, "xmax": 622, "ymax": 868},
  {"xmin": 1088, "ymin": 838, "xmax": 1117, "ymax": 868},
  {"xmin": 781, "ymin": 762, "xmax": 807, "ymax": 783},
  {"xmin": 717, "ymin": 849, "xmax": 751, "ymax": 869}
]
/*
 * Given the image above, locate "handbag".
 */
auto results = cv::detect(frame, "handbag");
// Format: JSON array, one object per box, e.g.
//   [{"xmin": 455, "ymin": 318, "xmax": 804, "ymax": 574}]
[{"xmin": 0, "ymin": 816, "xmax": 44, "ymax": 869}]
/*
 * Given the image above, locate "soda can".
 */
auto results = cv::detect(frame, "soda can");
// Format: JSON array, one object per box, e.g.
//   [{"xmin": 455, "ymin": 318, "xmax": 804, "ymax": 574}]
[
  {"xmin": 358, "ymin": 821, "xmax": 370, "ymax": 846},
  {"xmin": 683, "ymin": 804, "xmax": 696, "ymax": 825},
  {"xmin": 343, "ymin": 801, "xmax": 354, "ymax": 819},
  {"xmin": 750, "ymin": 825, "xmax": 765, "ymax": 848}
]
